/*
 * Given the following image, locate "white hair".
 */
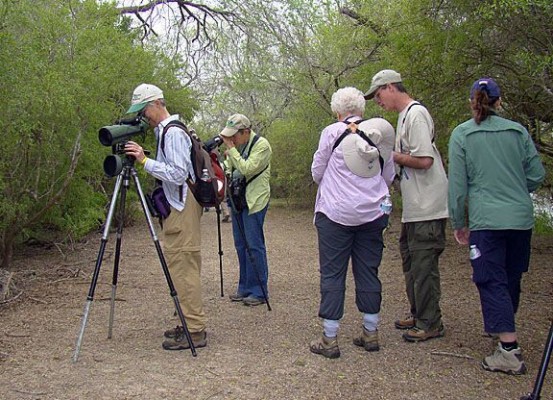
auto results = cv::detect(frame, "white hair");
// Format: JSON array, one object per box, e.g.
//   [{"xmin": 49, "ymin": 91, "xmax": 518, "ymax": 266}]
[{"xmin": 330, "ymin": 87, "xmax": 366, "ymax": 117}]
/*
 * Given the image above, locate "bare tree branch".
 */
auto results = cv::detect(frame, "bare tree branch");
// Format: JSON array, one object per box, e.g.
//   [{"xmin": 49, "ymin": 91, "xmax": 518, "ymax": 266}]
[
  {"xmin": 118, "ymin": 0, "xmax": 239, "ymax": 43},
  {"xmin": 339, "ymin": 7, "xmax": 385, "ymax": 35}
]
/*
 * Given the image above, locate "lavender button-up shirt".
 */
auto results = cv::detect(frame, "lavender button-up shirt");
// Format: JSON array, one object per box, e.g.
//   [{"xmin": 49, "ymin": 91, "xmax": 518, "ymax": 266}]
[{"xmin": 311, "ymin": 120, "xmax": 395, "ymax": 226}]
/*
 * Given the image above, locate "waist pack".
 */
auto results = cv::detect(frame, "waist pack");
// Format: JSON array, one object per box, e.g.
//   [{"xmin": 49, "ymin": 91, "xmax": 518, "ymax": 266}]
[{"xmin": 147, "ymin": 185, "xmax": 171, "ymax": 219}]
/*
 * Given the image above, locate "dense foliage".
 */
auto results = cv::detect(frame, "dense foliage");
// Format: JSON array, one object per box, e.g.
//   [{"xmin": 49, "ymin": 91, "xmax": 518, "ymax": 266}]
[
  {"xmin": 0, "ymin": 0, "xmax": 197, "ymax": 268},
  {"xmin": 1, "ymin": 0, "xmax": 551, "ymax": 269}
]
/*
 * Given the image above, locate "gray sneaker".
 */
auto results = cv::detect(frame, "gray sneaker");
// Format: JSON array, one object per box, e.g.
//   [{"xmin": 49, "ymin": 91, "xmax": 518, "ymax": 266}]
[
  {"xmin": 242, "ymin": 296, "xmax": 266, "ymax": 306},
  {"xmin": 353, "ymin": 327, "xmax": 379, "ymax": 352},
  {"xmin": 482, "ymin": 344, "xmax": 527, "ymax": 375},
  {"xmin": 309, "ymin": 334, "xmax": 340, "ymax": 359}
]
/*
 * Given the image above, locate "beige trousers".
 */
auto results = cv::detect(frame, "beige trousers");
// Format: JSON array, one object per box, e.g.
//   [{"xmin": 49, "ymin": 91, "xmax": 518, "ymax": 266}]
[{"xmin": 162, "ymin": 189, "xmax": 206, "ymax": 333}]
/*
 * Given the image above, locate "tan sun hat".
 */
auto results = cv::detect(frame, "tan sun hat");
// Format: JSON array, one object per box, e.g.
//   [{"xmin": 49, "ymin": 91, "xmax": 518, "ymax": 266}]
[
  {"xmin": 357, "ymin": 118, "xmax": 395, "ymax": 163},
  {"xmin": 220, "ymin": 114, "xmax": 251, "ymax": 137},
  {"xmin": 341, "ymin": 133, "xmax": 380, "ymax": 178},
  {"xmin": 126, "ymin": 84, "xmax": 164, "ymax": 114}
]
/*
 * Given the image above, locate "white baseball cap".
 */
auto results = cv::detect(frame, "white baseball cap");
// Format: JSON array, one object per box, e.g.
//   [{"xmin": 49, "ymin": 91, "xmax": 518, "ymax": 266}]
[{"xmin": 126, "ymin": 84, "xmax": 164, "ymax": 114}]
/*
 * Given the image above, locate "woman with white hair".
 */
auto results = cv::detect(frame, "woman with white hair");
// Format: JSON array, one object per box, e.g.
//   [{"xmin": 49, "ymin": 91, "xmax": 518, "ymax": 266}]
[{"xmin": 310, "ymin": 87, "xmax": 395, "ymax": 358}]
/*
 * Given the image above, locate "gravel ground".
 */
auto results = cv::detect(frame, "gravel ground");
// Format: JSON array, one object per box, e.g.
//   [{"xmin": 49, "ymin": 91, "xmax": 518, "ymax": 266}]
[{"xmin": 0, "ymin": 205, "xmax": 552, "ymax": 400}]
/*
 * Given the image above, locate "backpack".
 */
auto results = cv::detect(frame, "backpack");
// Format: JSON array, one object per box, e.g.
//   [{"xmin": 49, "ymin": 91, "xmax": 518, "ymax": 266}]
[{"xmin": 160, "ymin": 120, "xmax": 226, "ymax": 208}]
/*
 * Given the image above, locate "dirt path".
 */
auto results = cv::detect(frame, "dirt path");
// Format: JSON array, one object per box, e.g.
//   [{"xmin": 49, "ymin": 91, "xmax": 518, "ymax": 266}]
[{"xmin": 0, "ymin": 206, "xmax": 552, "ymax": 400}]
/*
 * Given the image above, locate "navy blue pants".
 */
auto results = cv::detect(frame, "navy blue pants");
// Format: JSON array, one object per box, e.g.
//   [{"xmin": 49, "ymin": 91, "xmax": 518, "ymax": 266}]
[
  {"xmin": 470, "ymin": 229, "xmax": 532, "ymax": 334},
  {"xmin": 315, "ymin": 212, "xmax": 388, "ymax": 320},
  {"xmin": 231, "ymin": 204, "xmax": 269, "ymax": 299}
]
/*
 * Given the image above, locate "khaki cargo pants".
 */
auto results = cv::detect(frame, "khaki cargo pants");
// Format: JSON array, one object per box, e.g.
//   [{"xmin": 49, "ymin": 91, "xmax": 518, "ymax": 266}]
[{"xmin": 162, "ymin": 190, "xmax": 206, "ymax": 333}]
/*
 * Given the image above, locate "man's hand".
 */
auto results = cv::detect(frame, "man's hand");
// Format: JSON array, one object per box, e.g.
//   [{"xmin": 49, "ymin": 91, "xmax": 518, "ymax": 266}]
[
  {"xmin": 124, "ymin": 141, "xmax": 146, "ymax": 164},
  {"xmin": 221, "ymin": 135, "xmax": 235, "ymax": 149},
  {"xmin": 453, "ymin": 228, "xmax": 470, "ymax": 245}
]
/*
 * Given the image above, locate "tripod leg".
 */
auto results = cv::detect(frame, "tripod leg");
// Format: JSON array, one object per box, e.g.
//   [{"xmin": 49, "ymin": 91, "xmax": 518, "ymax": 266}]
[
  {"xmin": 108, "ymin": 171, "xmax": 131, "ymax": 339},
  {"xmin": 73, "ymin": 174, "xmax": 123, "ymax": 363},
  {"xmin": 521, "ymin": 320, "xmax": 553, "ymax": 400},
  {"xmin": 130, "ymin": 168, "xmax": 197, "ymax": 356},
  {"xmin": 216, "ymin": 205, "xmax": 224, "ymax": 297}
]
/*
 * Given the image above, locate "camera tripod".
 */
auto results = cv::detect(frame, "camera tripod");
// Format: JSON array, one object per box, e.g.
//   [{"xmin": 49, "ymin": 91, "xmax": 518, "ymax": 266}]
[
  {"xmin": 520, "ymin": 319, "xmax": 553, "ymax": 400},
  {"xmin": 72, "ymin": 161, "xmax": 197, "ymax": 362}
]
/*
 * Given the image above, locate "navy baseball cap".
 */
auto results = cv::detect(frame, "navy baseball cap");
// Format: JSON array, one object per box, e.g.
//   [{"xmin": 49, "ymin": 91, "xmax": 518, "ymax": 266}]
[{"xmin": 470, "ymin": 77, "xmax": 501, "ymax": 100}]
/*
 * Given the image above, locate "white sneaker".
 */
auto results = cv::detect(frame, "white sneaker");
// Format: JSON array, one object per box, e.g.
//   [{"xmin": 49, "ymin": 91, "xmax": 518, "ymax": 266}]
[{"xmin": 482, "ymin": 343, "xmax": 527, "ymax": 375}]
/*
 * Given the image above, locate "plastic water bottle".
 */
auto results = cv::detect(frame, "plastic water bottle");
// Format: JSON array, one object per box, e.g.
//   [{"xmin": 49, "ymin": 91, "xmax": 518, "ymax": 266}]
[
  {"xmin": 380, "ymin": 194, "xmax": 392, "ymax": 215},
  {"xmin": 469, "ymin": 245, "xmax": 481, "ymax": 260},
  {"xmin": 200, "ymin": 168, "xmax": 211, "ymax": 182}
]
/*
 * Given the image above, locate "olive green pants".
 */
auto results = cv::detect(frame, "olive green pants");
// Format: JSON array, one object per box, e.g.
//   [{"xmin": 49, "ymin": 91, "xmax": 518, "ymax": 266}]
[{"xmin": 399, "ymin": 219, "xmax": 446, "ymax": 331}]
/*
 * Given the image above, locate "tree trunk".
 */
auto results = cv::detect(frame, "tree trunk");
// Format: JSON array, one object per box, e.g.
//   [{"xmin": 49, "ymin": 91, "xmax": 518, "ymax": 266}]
[{"xmin": 1, "ymin": 232, "xmax": 15, "ymax": 270}]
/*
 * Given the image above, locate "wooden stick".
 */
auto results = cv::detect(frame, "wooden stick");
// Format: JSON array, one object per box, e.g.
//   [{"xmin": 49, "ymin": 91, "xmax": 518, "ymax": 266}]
[{"xmin": 431, "ymin": 350, "xmax": 474, "ymax": 360}]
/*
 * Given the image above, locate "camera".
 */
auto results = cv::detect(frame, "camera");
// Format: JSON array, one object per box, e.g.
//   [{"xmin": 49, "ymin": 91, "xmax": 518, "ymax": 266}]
[
  {"xmin": 203, "ymin": 135, "xmax": 223, "ymax": 152},
  {"xmin": 99, "ymin": 115, "xmax": 149, "ymax": 177}
]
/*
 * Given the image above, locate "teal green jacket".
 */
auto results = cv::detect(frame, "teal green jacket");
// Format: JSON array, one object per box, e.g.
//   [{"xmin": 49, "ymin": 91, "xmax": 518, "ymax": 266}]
[{"xmin": 448, "ymin": 115, "xmax": 545, "ymax": 230}]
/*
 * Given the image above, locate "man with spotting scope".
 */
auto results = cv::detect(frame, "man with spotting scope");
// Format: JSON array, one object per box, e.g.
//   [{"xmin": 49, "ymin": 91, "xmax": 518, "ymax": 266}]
[{"xmin": 124, "ymin": 83, "xmax": 208, "ymax": 351}]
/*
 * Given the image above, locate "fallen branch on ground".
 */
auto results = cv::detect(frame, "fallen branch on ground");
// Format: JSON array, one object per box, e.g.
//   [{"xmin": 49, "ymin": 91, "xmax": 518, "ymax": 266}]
[{"xmin": 430, "ymin": 350, "xmax": 474, "ymax": 360}]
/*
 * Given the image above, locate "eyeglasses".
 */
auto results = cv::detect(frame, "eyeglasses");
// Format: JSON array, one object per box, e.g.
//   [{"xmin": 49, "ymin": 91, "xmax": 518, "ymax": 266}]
[{"xmin": 374, "ymin": 85, "xmax": 388, "ymax": 101}]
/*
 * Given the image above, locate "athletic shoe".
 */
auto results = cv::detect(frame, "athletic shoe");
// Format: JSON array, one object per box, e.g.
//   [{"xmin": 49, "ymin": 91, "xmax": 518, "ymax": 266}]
[
  {"xmin": 402, "ymin": 325, "xmax": 445, "ymax": 342},
  {"xmin": 242, "ymin": 296, "xmax": 266, "ymax": 306},
  {"xmin": 310, "ymin": 334, "xmax": 340, "ymax": 359},
  {"xmin": 482, "ymin": 344, "xmax": 527, "ymax": 375},
  {"xmin": 229, "ymin": 293, "xmax": 245, "ymax": 302},
  {"xmin": 353, "ymin": 327, "xmax": 379, "ymax": 352}
]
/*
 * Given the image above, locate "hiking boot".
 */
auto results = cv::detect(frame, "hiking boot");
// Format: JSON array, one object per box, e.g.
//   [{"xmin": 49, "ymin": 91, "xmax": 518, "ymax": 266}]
[
  {"xmin": 162, "ymin": 330, "xmax": 207, "ymax": 351},
  {"xmin": 164, "ymin": 325, "xmax": 184, "ymax": 339},
  {"xmin": 482, "ymin": 344, "xmax": 527, "ymax": 375},
  {"xmin": 242, "ymin": 296, "xmax": 266, "ymax": 306},
  {"xmin": 309, "ymin": 334, "xmax": 340, "ymax": 359},
  {"xmin": 229, "ymin": 293, "xmax": 245, "ymax": 302},
  {"xmin": 394, "ymin": 315, "xmax": 415, "ymax": 330},
  {"xmin": 353, "ymin": 327, "xmax": 379, "ymax": 352},
  {"xmin": 402, "ymin": 325, "xmax": 445, "ymax": 342}
]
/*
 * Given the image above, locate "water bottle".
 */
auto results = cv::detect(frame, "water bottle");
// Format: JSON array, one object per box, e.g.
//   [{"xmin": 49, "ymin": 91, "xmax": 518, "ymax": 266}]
[
  {"xmin": 469, "ymin": 244, "xmax": 481, "ymax": 260},
  {"xmin": 200, "ymin": 168, "xmax": 211, "ymax": 182},
  {"xmin": 380, "ymin": 194, "xmax": 392, "ymax": 215}
]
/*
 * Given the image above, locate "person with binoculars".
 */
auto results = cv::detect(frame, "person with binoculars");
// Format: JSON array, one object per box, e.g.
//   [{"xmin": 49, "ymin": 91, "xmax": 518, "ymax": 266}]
[{"xmin": 219, "ymin": 114, "xmax": 272, "ymax": 307}]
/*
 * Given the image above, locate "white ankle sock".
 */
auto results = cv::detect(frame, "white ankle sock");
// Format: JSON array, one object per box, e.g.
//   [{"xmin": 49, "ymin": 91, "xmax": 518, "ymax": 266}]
[
  {"xmin": 323, "ymin": 319, "xmax": 340, "ymax": 338},
  {"xmin": 363, "ymin": 313, "xmax": 380, "ymax": 332}
]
